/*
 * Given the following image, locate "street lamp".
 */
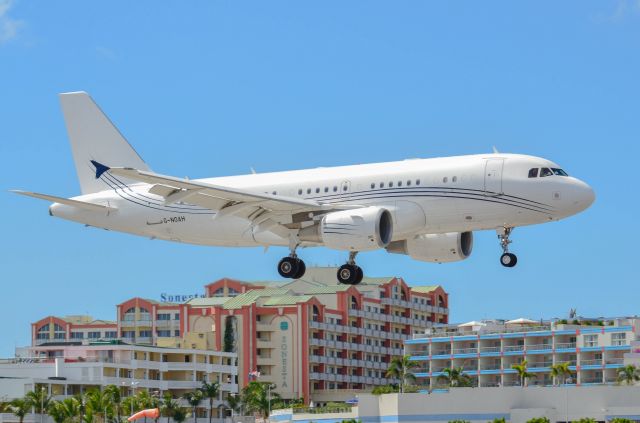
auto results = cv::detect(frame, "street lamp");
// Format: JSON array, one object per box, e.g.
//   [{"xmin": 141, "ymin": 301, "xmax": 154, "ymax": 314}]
[
  {"xmin": 267, "ymin": 383, "xmax": 276, "ymax": 422},
  {"xmin": 40, "ymin": 386, "xmax": 46, "ymax": 423}
]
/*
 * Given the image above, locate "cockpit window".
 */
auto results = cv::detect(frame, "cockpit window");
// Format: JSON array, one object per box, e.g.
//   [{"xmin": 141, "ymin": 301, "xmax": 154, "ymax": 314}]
[
  {"xmin": 551, "ymin": 168, "xmax": 568, "ymax": 176},
  {"xmin": 528, "ymin": 168, "xmax": 538, "ymax": 178},
  {"xmin": 540, "ymin": 168, "xmax": 553, "ymax": 177}
]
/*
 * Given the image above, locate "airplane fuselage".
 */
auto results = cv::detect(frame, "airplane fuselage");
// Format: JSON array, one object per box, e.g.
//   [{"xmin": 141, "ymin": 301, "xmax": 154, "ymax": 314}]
[{"xmin": 51, "ymin": 153, "xmax": 594, "ymax": 247}]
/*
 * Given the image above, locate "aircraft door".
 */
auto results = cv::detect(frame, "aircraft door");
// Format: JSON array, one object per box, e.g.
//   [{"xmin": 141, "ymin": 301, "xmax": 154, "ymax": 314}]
[{"xmin": 484, "ymin": 159, "xmax": 504, "ymax": 195}]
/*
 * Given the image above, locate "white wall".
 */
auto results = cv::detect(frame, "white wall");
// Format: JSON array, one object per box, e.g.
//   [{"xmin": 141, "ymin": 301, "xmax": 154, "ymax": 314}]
[{"xmin": 358, "ymin": 387, "xmax": 640, "ymax": 423}]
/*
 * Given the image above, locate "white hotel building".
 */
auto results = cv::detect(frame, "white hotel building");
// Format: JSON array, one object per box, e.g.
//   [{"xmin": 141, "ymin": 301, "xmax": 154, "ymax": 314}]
[
  {"xmin": 0, "ymin": 343, "xmax": 237, "ymax": 416},
  {"xmin": 404, "ymin": 317, "xmax": 638, "ymax": 389}
]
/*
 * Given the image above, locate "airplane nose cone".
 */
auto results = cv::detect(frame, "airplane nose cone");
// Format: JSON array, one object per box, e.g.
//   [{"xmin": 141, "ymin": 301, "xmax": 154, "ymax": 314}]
[{"xmin": 569, "ymin": 179, "xmax": 595, "ymax": 214}]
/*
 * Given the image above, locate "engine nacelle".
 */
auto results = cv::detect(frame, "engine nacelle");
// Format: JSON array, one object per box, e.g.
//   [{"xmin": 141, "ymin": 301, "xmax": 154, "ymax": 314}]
[
  {"xmin": 386, "ymin": 231, "xmax": 473, "ymax": 263},
  {"xmin": 299, "ymin": 207, "xmax": 393, "ymax": 251}
]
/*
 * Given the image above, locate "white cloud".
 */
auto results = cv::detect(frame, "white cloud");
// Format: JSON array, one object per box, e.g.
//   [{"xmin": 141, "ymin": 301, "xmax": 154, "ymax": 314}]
[{"xmin": 0, "ymin": 0, "xmax": 23, "ymax": 44}]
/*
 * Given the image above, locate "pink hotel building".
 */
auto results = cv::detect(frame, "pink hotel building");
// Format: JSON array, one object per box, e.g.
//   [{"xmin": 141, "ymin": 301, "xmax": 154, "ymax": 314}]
[{"xmin": 30, "ymin": 267, "xmax": 448, "ymax": 403}]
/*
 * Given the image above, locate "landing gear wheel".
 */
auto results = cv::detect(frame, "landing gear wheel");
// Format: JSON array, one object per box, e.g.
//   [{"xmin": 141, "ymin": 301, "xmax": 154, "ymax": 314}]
[
  {"xmin": 278, "ymin": 257, "xmax": 300, "ymax": 278},
  {"xmin": 500, "ymin": 252, "xmax": 517, "ymax": 268},
  {"xmin": 337, "ymin": 264, "xmax": 363, "ymax": 285},
  {"xmin": 355, "ymin": 266, "xmax": 364, "ymax": 284},
  {"xmin": 293, "ymin": 259, "xmax": 306, "ymax": 279}
]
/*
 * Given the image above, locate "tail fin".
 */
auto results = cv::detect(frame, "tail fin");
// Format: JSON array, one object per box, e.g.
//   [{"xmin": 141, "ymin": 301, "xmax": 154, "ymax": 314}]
[{"xmin": 59, "ymin": 92, "xmax": 150, "ymax": 195}]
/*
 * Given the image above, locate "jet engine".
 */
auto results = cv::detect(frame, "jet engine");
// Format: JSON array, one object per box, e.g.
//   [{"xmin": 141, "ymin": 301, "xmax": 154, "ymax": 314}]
[
  {"xmin": 386, "ymin": 231, "xmax": 473, "ymax": 263},
  {"xmin": 299, "ymin": 206, "xmax": 393, "ymax": 251}
]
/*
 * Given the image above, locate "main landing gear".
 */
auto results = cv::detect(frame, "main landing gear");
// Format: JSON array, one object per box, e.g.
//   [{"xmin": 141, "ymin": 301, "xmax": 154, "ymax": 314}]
[
  {"xmin": 498, "ymin": 227, "xmax": 517, "ymax": 268},
  {"xmin": 277, "ymin": 239, "xmax": 306, "ymax": 279},
  {"xmin": 337, "ymin": 252, "xmax": 364, "ymax": 285}
]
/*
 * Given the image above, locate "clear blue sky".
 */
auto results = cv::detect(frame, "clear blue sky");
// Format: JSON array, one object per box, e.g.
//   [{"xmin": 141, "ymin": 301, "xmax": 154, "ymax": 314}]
[{"xmin": 1, "ymin": 1, "xmax": 639, "ymax": 357}]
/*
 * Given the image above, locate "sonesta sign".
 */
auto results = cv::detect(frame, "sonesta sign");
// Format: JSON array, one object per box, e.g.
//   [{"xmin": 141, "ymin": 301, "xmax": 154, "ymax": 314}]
[{"xmin": 160, "ymin": 293, "xmax": 206, "ymax": 303}]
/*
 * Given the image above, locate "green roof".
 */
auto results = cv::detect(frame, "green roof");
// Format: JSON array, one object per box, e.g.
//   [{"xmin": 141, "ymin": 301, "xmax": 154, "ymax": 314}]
[
  {"xmin": 186, "ymin": 297, "xmax": 231, "ymax": 307},
  {"xmin": 222, "ymin": 288, "xmax": 291, "ymax": 309},
  {"xmin": 412, "ymin": 285, "xmax": 441, "ymax": 293},
  {"xmin": 263, "ymin": 295, "xmax": 314, "ymax": 306},
  {"xmin": 303, "ymin": 285, "xmax": 352, "ymax": 294},
  {"xmin": 360, "ymin": 277, "xmax": 394, "ymax": 285}
]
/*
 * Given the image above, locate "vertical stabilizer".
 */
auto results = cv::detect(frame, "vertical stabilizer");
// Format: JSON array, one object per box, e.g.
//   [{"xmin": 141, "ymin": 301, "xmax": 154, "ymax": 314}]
[{"xmin": 59, "ymin": 92, "xmax": 150, "ymax": 195}]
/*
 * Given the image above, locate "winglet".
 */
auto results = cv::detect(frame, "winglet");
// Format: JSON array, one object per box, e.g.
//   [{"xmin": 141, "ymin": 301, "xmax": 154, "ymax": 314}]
[{"xmin": 90, "ymin": 160, "xmax": 110, "ymax": 179}]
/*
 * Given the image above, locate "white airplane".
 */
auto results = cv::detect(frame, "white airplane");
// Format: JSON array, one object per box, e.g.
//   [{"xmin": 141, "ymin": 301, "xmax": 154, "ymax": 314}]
[{"xmin": 13, "ymin": 92, "xmax": 595, "ymax": 284}]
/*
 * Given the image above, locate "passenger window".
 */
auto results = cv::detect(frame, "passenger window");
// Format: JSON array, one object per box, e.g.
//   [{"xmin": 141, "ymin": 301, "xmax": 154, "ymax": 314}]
[
  {"xmin": 443, "ymin": 177, "xmax": 448, "ymax": 183},
  {"xmin": 540, "ymin": 168, "xmax": 553, "ymax": 177},
  {"xmin": 380, "ymin": 182, "xmax": 384, "ymax": 188},
  {"xmin": 324, "ymin": 187, "xmax": 329, "ymax": 193},
  {"xmin": 307, "ymin": 188, "xmax": 312, "ymax": 194},
  {"xmin": 272, "ymin": 191, "xmax": 277, "ymax": 195},
  {"xmin": 407, "ymin": 180, "xmax": 411, "ymax": 186},
  {"xmin": 528, "ymin": 168, "xmax": 538, "ymax": 178},
  {"xmin": 333, "ymin": 186, "xmax": 338, "ymax": 192},
  {"xmin": 298, "ymin": 189, "xmax": 302, "ymax": 195},
  {"xmin": 389, "ymin": 182, "xmax": 393, "ymax": 187},
  {"xmin": 342, "ymin": 185, "xmax": 348, "ymax": 191},
  {"xmin": 316, "ymin": 188, "xmax": 320, "ymax": 194},
  {"xmin": 398, "ymin": 181, "xmax": 402, "ymax": 187},
  {"xmin": 370, "ymin": 183, "xmax": 375, "ymax": 189},
  {"xmin": 416, "ymin": 179, "xmax": 420, "ymax": 185},
  {"xmin": 452, "ymin": 176, "xmax": 457, "ymax": 183}
]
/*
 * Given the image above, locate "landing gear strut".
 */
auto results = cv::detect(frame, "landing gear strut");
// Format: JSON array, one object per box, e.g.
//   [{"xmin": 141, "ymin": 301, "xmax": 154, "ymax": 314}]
[
  {"xmin": 277, "ymin": 238, "xmax": 306, "ymax": 279},
  {"xmin": 498, "ymin": 227, "xmax": 517, "ymax": 268},
  {"xmin": 337, "ymin": 252, "xmax": 364, "ymax": 285}
]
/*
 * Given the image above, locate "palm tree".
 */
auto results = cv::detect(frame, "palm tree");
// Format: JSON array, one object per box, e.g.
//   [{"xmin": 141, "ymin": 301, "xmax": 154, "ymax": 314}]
[
  {"xmin": 60, "ymin": 397, "xmax": 82, "ymax": 423},
  {"xmin": 47, "ymin": 400, "xmax": 68, "ymax": 423},
  {"xmin": 385, "ymin": 355, "xmax": 419, "ymax": 393},
  {"xmin": 173, "ymin": 408, "xmax": 187, "ymax": 423},
  {"xmin": 437, "ymin": 367, "xmax": 472, "ymax": 388},
  {"xmin": 199, "ymin": 381, "xmax": 220, "ymax": 423},
  {"xmin": 550, "ymin": 362, "xmax": 574, "ymax": 386},
  {"xmin": 183, "ymin": 391, "xmax": 203, "ymax": 423},
  {"xmin": 84, "ymin": 388, "xmax": 113, "ymax": 423},
  {"xmin": 617, "ymin": 364, "xmax": 640, "ymax": 385},
  {"xmin": 26, "ymin": 387, "xmax": 51, "ymax": 416},
  {"xmin": 512, "ymin": 360, "xmax": 536, "ymax": 387},
  {"xmin": 122, "ymin": 395, "xmax": 140, "ymax": 420},
  {"xmin": 160, "ymin": 393, "xmax": 178, "ymax": 423},
  {"xmin": 135, "ymin": 390, "xmax": 158, "ymax": 423},
  {"xmin": 226, "ymin": 394, "xmax": 242, "ymax": 417},
  {"xmin": 9, "ymin": 398, "xmax": 31, "ymax": 423},
  {"xmin": 103, "ymin": 385, "xmax": 122, "ymax": 423},
  {"xmin": 242, "ymin": 382, "xmax": 280, "ymax": 420}
]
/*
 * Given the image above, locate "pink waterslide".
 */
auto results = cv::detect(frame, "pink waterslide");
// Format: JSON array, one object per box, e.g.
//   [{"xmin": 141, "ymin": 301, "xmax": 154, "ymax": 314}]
[{"xmin": 128, "ymin": 408, "xmax": 160, "ymax": 421}]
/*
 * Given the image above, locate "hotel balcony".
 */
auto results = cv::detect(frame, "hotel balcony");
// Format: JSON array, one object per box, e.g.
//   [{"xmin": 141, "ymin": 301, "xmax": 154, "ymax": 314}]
[{"xmin": 119, "ymin": 320, "xmax": 153, "ymax": 328}]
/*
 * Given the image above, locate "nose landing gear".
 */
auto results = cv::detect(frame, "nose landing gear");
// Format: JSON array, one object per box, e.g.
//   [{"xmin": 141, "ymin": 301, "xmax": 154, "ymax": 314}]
[
  {"xmin": 498, "ymin": 227, "xmax": 517, "ymax": 268},
  {"xmin": 337, "ymin": 251, "xmax": 364, "ymax": 285}
]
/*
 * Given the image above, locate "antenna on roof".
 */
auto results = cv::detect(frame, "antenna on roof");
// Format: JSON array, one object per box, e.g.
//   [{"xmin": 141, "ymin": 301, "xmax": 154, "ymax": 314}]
[{"xmin": 492, "ymin": 146, "xmax": 499, "ymax": 154}]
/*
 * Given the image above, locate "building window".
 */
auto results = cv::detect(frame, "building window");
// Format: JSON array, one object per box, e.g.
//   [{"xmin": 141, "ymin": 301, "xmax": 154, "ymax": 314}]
[
  {"xmin": 157, "ymin": 330, "xmax": 171, "ymax": 337},
  {"xmin": 174, "ymin": 313, "xmax": 180, "ymax": 320},
  {"xmin": 88, "ymin": 331, "xmax": 101, "ymax": 339},
  {"xmin": 612, "ymin": 333, "xmax": 626, "ymax": 346},
  {"xmin": 70, "ymin": 332, "xmax": 84, "ymax": 339},
  {"xmin": 157, "ymin": 313, "xmax": 171, "ymax": 321},
  {"xmin": 53, "ymin": 323, "xmax": 66, "ymax": 340},
  {"xmin": 174, "ymin": 330, "xmax": 180, "ymax": 336},
  {"xmin": 122, "ymin": 331, "xmax": 135, "ymax": 339},
  {"xmin": 139, "ymin": 330, "xmax": 152, "ymax": 338},
  {"xmin": 105, "ymin": 331, "xmax": 117, "ymax": 338},
  {"xmin": 584, "ymin": 334, "xmax": 598, "ymax": 348}
]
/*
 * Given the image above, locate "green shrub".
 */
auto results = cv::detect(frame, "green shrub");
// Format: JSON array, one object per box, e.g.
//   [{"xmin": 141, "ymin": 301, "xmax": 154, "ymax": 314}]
[
  {"xmin": 574, "ymin": 419, "xmax": 597, "ymax": 423},
  {"xmin": 610, "ymin": 419, "xmax": 633, "ymax": 423},
  {"xmin": 490, "ymin": 418, "xmax": 506, "ymax": 423},
  {"xmin": 559, "ymin": 319, "xmax": 568, "ymax": 324},
  {"xmin": 448, "ymin": 420, "xmax": 471, "ymax": 423},
  {"xmin": 526, "ymin": 418, "xmax": 550, "ymax": 423},
  {"xmin": 572, "ymin": 319, "xmax": 580, "ymax": 325}
]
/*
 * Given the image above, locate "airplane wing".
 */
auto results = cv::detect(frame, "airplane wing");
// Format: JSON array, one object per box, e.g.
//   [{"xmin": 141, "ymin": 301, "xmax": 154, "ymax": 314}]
[{"xmin": 109, "ymin": 167, "xmax": 357, "ymax": 225}]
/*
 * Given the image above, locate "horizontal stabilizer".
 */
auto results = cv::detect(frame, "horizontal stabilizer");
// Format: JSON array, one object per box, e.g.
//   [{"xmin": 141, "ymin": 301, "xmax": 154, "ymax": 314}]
[{"xmin": 11, "ymin": 190, "xmax": 117, "ymax": 212}]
